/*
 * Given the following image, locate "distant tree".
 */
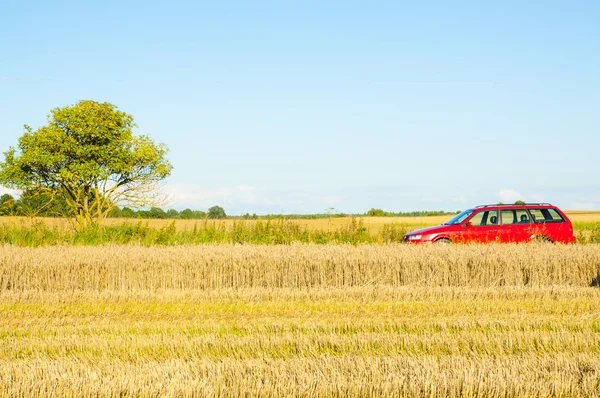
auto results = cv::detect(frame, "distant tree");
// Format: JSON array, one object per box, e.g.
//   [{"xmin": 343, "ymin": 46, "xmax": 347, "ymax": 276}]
[
  {"xmin": 242, "ymin": 212, "xmax": 258, "ymax": 220},
  {"xmin": 178, "ymin": 208, "xmax": 207, "ymax": 219},
  {"xmin": 149, "ymin": 207, "xmax": 167, "ymax": 219},
  {"xmin": 193, "ymin": 210, "xmax": 207, "ymax": 219},
  {"xmin": 108, "ymin": 207, "xmax": 123, "ymax": 218},
  {"xmin": 166, "ymin": 209, "xmax": 179, "ymax": 219},
  {"xmin": 179, "ymin": 208, "xmax": 194, "ymax": 219},
  {"xmin": 514, "ymin": 200, "xmax": 526, "ymax": 205},
  {"xmin": 207, "ymin": 205, "xmax": 227, "ymax": 219},
  {"xmin": 136, "ymin": 210, "xmax": 151, "ymax": 218},
  {"xmin": 15, "ymin": 188, "xmax": 71, "ymax": 217},
  {"xmin": 0, "ymin": 193, "xmax": 15, "ymax": 215},
  {"xmin": 0, "ymin": 100, "xmax": 172, "ymax": 230},
  {"xmin": 121, "ymin": 207, "xmax": 136, "ymax": 218},
  {"xmin": 367, "ymin": 208, "xmax": 386, "ymax": 217},
  {"xmin": 0, "ymin": 194, "xmax": 13, "ymax": 205}
]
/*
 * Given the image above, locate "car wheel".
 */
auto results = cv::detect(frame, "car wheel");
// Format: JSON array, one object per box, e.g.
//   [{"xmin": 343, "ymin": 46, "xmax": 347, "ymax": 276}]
[
  {"xmin": 434, "ymin": 238, "xmax": 452, "ymax": 244},
  {"xmin": 534, "ymin": 236, "xmax": 553, "ymax": 244}
]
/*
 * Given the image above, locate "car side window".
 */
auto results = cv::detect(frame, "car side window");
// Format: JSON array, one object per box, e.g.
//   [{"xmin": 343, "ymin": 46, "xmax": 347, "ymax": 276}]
[
  {"xmin": 529, "ymin": 209, "xmax": 544, "ymax": 223},
  {"xmin": 501, "ymin": 210, "xmax": 515, "ymax": 225},
  {"xmin": 469, "ymin": 210, "xmax": 498, "ymax": 226},
  {"xmin": 515, "ymin": 209, "xmax": 531, "ymax": 224},
  {"xmin": 501, "ymin": 209, "xmax": 532, "ymax": 225}
]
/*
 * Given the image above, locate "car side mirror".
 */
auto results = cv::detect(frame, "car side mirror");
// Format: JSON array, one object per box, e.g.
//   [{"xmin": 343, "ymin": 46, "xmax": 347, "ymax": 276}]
[{"xmin": 464, "ymin": 222, "xmax": 472, "ymax": 228}]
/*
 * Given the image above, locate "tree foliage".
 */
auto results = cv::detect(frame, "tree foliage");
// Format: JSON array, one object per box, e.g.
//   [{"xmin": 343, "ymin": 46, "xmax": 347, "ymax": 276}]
[
  {"xmin": 0, "ymin": 194, "xmax": 15, "ymax": 216},
  {"xmin": 207, "ymin": 205, "xmax": 227, "ymax": 219},
  {"xmin": 0, "ymin": 100, "xmax": 172, "ymax": 229}
]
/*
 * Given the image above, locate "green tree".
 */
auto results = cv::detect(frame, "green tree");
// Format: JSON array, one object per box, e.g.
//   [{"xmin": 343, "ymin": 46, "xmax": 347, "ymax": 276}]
[
  {"xmin": 207, "ymin": 205, "xmax": 227, "ymax": 219},
  {"xmin": 0, "ymin": 193, "xmax": 15, "ymax": 215},
  {"xmin": 121, "ymin": 207, "xmax": 136, "ymax": 218},
  {"xmin": 193, "ymin": 210, "xmax": 207, "ymax": 219},
  {"xmin": 0, "ymin": 194, "xmax": 13, "ymax": 205},
  {"xmin": 166, "ymin": 209, "xmax": 179, "ymax": 219},
  {"xmin": 148, "ymin": 207, "xmax": 167, "ymax": 219},
  {"xmin": 0, "ymin": 100, "xmax": 172, "ymax": 230},
  {"xmin": 179, "ymin": 208, "xmax": 194, "ymax": 219},
  {"xmin": 514, "ymin": 200, "xmax": 526, "ymax": 205},
  {"xmin": 15, "ymin": 187, "xmax": 73, "ymax": 217},
  {"xmin": 367, "ymin": 208, "xmax": 386, "ymax": 217},
  {"xmin": 108, "ymin": 207, "xmax": 123, "ymax": 218}
]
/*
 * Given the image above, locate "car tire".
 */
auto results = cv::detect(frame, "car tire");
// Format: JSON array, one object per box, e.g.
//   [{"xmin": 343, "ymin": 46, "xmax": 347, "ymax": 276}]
[
  {"xmin": 534, "ymin": 236, "xmax": 553, "ymax": 244},
  {"xmin": 434, "ymin": 238, "xmax": 452, "ymax": 244}
]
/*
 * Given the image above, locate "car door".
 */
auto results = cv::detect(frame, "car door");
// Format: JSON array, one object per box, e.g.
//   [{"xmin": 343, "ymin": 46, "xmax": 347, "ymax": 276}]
[
  {"xmin": 498, "ymin": 209, "xmax": 533, "ymax": 243},
  {"xmin": 461, "ymin": 209, "xmax": 500, "ymax": 243}
]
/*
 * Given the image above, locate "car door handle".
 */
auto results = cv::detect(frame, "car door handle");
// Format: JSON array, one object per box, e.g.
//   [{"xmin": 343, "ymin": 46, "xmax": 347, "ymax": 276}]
[{"xmin": 488, "ymin": 230, "xmax": 498, "ymax": 232}]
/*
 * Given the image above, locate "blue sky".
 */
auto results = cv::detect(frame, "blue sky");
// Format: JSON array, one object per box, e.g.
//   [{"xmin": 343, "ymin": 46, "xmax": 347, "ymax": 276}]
[{"xmin": 1, "ymin": 1, "xmax": 599, "ymax": 214}]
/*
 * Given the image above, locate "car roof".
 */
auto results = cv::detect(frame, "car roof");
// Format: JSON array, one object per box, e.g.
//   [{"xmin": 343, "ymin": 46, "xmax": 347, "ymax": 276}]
[{"xmin": 474, "ymin": 203, "xmax": 555, "ymax": 209}]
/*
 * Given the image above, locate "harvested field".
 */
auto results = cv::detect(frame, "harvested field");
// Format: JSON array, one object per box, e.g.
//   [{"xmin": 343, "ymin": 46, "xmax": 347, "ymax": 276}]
[{"xmin": 0, "ymin": 244, "xmax": 599, "ymax": 396}]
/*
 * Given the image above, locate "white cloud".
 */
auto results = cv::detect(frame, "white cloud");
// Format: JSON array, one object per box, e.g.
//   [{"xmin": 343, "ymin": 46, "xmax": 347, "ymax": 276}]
[
  {"xmin": 0, "ymin": 185, "xmax": 20, "ymax": 198},
  {"xmin": 528, "ymin": 193, "xmax": 545, "ymax": 203},
  {"xmin": 164, "ymin": 184, "xmax": 231, "ymax": 209},
  {"xmin": 322, "ymin": 196, "xmax": 341, "ymax": 206},
  {"xmin": 568, "ymin": 202, "xmax": 596, "ymax": 210},
  {"xmin": 498, "ymin": 189, "xmax": 547, "ymax": 204},
  {"xmin": 499, "ymin": 188, "xmax": 523, "ymax": 203},
  {"xmin": 237, "ymin": 185, "xmax": 259, "ymax": 204}
]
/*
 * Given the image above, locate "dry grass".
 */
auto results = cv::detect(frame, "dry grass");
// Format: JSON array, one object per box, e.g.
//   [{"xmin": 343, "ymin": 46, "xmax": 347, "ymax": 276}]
[
  {"xmin": 1, "ymin": 244, "xmax": 599, "ymax": 290},
  {"xmin": 0, "ymin": 244, "xmax": 600, "ymax": 396}
]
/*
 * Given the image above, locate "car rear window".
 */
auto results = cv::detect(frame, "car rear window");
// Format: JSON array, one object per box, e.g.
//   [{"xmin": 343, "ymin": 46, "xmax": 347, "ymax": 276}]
[{"xmin": 529, "ymin": 208, "xmax": 565, "ymax": 223}]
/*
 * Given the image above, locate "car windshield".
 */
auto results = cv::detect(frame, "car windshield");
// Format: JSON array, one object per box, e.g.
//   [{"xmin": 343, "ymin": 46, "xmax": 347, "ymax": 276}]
[{"xmin": 444, "ymin": 209, "xmax": 474, "ymax": 225}]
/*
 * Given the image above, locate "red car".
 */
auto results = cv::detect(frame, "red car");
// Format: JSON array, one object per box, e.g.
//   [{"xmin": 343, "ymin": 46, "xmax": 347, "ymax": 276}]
[{"xmin": 403, "ymin": 203, "xmax": 576, "ymax": 244}]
